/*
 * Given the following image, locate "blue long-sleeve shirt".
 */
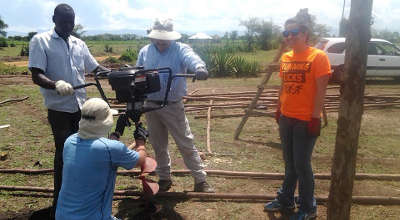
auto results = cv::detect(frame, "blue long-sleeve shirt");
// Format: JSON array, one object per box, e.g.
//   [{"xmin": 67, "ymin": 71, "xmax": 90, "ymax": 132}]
[{"xmin": 136, "ymin": 41, "xmax": 206, "ymax": 101}]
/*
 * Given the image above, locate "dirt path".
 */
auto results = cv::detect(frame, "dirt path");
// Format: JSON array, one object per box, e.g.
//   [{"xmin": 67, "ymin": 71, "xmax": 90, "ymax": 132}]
[
  {"xmin": 3, "ymin": 56, "xmax": 119, "ymax": 67},
  {"xmin": 3, "ymin": 60, "xmax": 28, "ymax": 67}
]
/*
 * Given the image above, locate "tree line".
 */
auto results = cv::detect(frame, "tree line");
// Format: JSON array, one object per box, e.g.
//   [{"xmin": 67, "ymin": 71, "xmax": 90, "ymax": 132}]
[{"xmin": 1, "ymin": 13, "xmax": 399, "ymax": 50}]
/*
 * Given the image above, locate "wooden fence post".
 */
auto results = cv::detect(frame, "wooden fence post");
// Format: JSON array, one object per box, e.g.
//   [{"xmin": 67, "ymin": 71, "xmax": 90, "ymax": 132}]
[{"xmin": 327, "ymin": 0, "xmax": 373, "ymax": 219}]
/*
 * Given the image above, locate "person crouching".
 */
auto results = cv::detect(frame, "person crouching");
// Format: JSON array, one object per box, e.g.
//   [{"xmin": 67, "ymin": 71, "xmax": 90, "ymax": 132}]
[{"xmin": 56, "ymin": 98, "xmax": 148, "ymax": 220}]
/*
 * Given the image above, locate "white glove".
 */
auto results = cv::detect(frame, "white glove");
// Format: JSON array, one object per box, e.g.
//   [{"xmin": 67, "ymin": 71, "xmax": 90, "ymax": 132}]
[
  {"xmin": 195, "ymin": 66, "xmax": 208, "ymax": 80},
  {"xmin": 55, "ymin": 80, "xmax": 74, "ymax": 96}
]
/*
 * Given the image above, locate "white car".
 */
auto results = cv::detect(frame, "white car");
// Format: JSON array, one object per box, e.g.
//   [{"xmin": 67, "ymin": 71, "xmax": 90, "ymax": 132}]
[{"xmin": 315, "ymin": 37, "xmax": 400, "ymax": 81}]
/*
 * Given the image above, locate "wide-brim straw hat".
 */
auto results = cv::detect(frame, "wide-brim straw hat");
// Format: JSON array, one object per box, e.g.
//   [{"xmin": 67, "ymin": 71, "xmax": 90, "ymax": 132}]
[{"xmin": 147, "ymin": 18, "xmax": 181, "ymax": 41}]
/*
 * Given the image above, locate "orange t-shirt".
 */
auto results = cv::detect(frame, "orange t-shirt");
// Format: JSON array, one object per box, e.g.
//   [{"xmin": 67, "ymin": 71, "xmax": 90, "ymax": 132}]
[{"xmin": 279, "ymin": 47, "xmax": 331, "ymax": 121}]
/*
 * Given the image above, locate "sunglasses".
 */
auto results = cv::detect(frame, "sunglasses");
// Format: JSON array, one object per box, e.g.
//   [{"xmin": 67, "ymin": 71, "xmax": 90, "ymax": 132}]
[{"xmin": 282, "ymin": 29, "xmax": 300, "ymax": 37}]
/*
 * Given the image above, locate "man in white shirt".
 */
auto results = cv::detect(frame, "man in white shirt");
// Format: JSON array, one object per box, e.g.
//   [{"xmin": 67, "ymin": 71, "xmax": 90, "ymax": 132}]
[{"xmin": 28, "ymin": 3, "xmax": 109, "ymax": 218}]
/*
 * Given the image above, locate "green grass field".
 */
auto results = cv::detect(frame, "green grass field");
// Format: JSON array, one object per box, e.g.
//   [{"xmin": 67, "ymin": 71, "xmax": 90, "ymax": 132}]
[{"xmin": 0, "ymin": 45, "xmax": 26, "ymax": 61}]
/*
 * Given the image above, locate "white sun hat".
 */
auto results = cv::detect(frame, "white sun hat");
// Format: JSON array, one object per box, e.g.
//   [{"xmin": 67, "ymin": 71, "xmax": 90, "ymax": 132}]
[
  {"xmin": 147, "ymin": 18, "xmax": 182, "ymax": 41},
  {"xmin": 78, "ymin": 98, "xmax": 119, "ymax": 139}
]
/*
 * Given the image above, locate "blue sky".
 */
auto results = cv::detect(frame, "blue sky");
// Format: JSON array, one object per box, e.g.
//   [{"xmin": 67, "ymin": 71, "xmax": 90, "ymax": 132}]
[{"xmin": 1, "ymin": 0, "xmax": 399, "ymax": 36}]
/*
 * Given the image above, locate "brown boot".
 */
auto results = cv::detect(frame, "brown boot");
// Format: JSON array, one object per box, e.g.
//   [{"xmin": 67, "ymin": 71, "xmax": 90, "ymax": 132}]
[{"xmin": 194, "ymin": 181, "xmax": 215, "ymax": 193}]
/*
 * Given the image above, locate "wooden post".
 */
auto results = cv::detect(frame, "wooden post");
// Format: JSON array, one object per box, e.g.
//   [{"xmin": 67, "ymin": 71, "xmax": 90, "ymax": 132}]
[
  {"xmin": 234, "ymin": 45, "xmax": 285, "ymax": 140},
  {"xmin": 206, "ymin": 99, "xmax": 213, "ymax": 154},
  {"xmin": 327, "ymin": 0, "xmax": 373, "ymax": 219}
]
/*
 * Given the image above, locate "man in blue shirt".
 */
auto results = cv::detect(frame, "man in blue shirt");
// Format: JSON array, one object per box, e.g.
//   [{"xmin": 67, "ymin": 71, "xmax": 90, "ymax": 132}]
[
  {"xmin": 28, "ymin": 4, "xmax": 110, "ymax": 217},
  {"xmin": 136, "ymin": 18, "xmax": 214, "ymax": 193},
  {"xmin": 56, "ymin": 98, "xmax": 149, "ymax": 220}
]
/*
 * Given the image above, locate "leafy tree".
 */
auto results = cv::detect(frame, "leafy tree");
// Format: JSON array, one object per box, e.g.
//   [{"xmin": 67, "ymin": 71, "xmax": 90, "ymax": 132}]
[
  {"xmin": 239, "ymin": 17, "xmax": 259, "ymax": 51},
  {"xmin": 313, "ymin": 23, "xmax": 331, "ymax": 39},
  {"xmin": 27, "ymin": 32, "xmax": 37, "ymax": 41},
  {"xmin": 230, "ymin": 31, "xmax": 238, "ymax": 41},
  {"xmin": 0, "ymin": 37, "xmax": 7, "ymax": 47},
  {"xmin": 8, "ymin": 35, "xmax": 23, "ymax": 41},
  {"xmin": 223, "ymin": 32, "xmax": 229, "ymax": 39},
  {"xmin": 119, "ymin": 48, "xmax": 138, "ymax": 63},
  {"xmin": 72, "ymin": 24, "xmax": 85, "ymax": 38},
  {"xmin": 293, "ymin": 8, "xmax": 331, "ymax": 43},
  {"xmin": 0, "ymin": 16, "xmax": 8, "ymax": 37},
  {"xmin": 371, "ymin": 29, "xmax": 400, "ymax": 44},
  {"xmin": 180, "ymin": 33, "xmax": 189, "ymax": 43},
  {"xmin": 256, "ymin": 20, "xmax": 281, "ymax": 50},
  {"xmin": 240, "ymin": 17, "xmax": 281, "ymax": 51}
]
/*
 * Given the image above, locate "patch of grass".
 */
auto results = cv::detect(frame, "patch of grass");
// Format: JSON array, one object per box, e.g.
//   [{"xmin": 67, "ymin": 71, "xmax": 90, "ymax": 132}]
[
  {"xmin": 0, "ymin": 62, "xmax": 28, "ymax": 75},
  {"xmin": 238, "ymin": 49, "xmax": 277, "ymax": 68},
  {"xmin": 0, "ymin": 44, "xmax": 25, "ymax": 60},
  {"xmin": 86, "ymin": 40, "xmax": 149, "ymax": 57},
  {"xmin": 119, "ymin": 48, "xmax": 138, "ymax": 63}
]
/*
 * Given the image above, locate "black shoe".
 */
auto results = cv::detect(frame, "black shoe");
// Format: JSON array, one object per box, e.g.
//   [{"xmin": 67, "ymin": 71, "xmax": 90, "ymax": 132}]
[
  {"xmin": 194, "ymin": 181, "xmax": 215, "ymax": 193},
  {"xmin": 158, "ymin": 179, "xmax": 172, "ymax": 192}
]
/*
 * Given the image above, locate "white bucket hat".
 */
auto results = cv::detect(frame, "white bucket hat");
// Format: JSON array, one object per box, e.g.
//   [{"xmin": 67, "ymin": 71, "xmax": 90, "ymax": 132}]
[
  {"xmin": 78, "ymin": 98, "xmax": 118, "ymax": 139},
  {"xmin": 147, "ymin": 18, "xmax": 181, "ymax": 41}
]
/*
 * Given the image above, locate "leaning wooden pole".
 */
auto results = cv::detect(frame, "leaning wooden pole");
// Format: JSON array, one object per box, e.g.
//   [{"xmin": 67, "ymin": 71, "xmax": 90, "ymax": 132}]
[
  {"xmin": 234, "ymin": 45, "xmax": 285, "ymax": 140},
  {"xmin": 327, "ymin": 0, "xmax": 373, "ymax": 219}
]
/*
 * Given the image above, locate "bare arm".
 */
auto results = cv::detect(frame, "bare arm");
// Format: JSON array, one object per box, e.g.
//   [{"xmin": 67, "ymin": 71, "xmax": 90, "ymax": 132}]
[
  {"xmin": 92, "ymin": 65, "xmax": 110, "ymax": 74},
  {"xmin": 312, "ymin": 74, "xmax": 330, "ymax": 118},
  {"xmin": 129, "ymin": 139, "xmax": 147, "ymax": 167},
  {"xmin": 30, "ymin": 67, "xmax": 56, "ymax": 89},
  {"xmin": 109, "ymin": 134, "xmax": 147, "ymax": 168}
]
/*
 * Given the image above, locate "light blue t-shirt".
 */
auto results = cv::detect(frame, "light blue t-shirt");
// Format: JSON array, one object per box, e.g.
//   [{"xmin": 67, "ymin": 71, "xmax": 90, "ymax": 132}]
[
  {"xmin": 28, "ymin": 29, "xmax": 99, "ymax": 113},
  {"xmin": 56, "ymin": 133, "xmax": 139, "ymax": 220},
  {"xmin": 136, "ymin": 42, "xmax": 205, "ymax": 102}
]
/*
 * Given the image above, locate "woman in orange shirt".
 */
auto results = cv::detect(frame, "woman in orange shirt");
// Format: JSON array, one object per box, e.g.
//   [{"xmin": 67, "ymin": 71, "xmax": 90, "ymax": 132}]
[{"xmin": 264, "ymin": 15, "xmax": 331, "ymax": 220}]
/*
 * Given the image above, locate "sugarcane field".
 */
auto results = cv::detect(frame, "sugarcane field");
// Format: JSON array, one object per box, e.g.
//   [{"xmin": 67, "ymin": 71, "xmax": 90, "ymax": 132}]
[{"xmin": 1, "ymin": 1, "xmax": 400, "ymax": 220}]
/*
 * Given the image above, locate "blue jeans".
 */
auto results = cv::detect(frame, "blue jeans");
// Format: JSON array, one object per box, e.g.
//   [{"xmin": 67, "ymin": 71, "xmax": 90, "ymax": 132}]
[{"xmin": 277, "ymin": 115, "xmax": 317, "ymax": 213}]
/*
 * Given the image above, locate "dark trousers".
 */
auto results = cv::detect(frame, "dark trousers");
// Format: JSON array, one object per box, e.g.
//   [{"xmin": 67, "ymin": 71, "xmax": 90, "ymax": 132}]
[
  {"xmin": 47, "ymin": 109, "xmax": 81, "ymax": 214},
  {"xmin": 277, "ymin": 115, "xmax": 317, "ymax": 213}
]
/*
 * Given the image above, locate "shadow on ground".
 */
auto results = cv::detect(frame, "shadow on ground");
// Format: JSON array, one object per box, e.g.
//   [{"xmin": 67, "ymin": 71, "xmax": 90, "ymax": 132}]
[
  {"xmin": 115, "ymin": 197, "xmax": 189, "ymax": 220},
  {"xmin": 0, "ymin": 206, "xmax": 53, "ymax": 220}
]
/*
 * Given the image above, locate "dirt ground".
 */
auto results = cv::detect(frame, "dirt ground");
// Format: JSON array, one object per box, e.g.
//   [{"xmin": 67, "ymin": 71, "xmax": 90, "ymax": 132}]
[{"xmin": 1, "ymin": 75, "xmax": 400, "ymax": 219}]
